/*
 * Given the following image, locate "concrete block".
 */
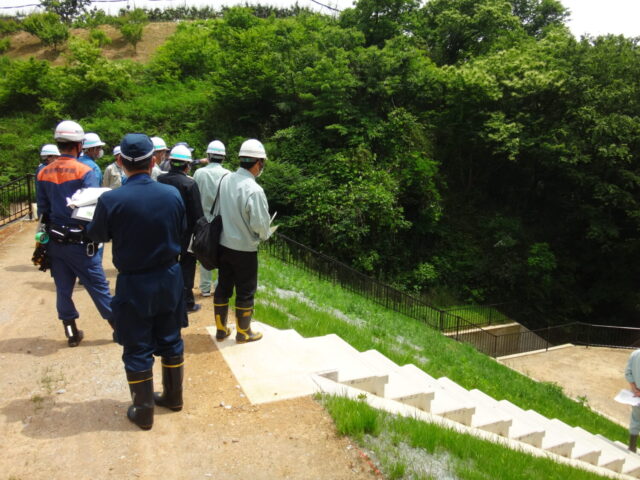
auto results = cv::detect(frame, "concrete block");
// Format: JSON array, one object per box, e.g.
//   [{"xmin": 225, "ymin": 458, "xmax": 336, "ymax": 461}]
[
  {"xmin": 399, "ymin": 364, "xmax": 475, "ymax": 426},
  {"xmin": 497, "ymin": 400, "xmax": 574, "ymax": 457},
  {"xmin": 468, "ymin": 389, "xmax": 544, "ymax": 447},
  {"xmin": 437, "ymin": 377, "xmax": 512, "ymax": 436}
]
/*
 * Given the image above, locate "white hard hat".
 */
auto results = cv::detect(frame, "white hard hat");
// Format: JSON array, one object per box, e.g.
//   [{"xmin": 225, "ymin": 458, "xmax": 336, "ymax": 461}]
[
  {"xmin": 54, "ymin": 120, "xmax": 84, "ymax": 142},
  {"xmin": 151, "ymin": 136, "xmax": 168, "ymax": 151},
  {"xmin": 238, "ymin": 139, "xmax": 266, "ymax": 160},
  {"xmin": 169, "ymin": 144, "xmax": 193, "ymax": 162},
  {"xmin": 40, "ymin": 144, "xmax": 60, "ymax": 157},
  {"xmin": 83, "ymin": 132, "xmax": 105, "ymax": 149},
  {"xmin": 113, "ymin": 146, "xmax": 121, "ymax": 156},
  {"xmin": 206, "ymin": 140, "xmax": 226, "ymax": 156}
]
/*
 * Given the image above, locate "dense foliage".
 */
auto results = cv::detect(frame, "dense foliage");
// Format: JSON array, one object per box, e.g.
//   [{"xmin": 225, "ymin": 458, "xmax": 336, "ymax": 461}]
[{"xmin": 1, "ymin": 0, "xmax": 639, "ymax": 328}]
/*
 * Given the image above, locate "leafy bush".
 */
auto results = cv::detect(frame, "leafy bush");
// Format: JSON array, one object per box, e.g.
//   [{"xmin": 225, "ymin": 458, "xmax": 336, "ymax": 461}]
[
  {"xmin": 0, "ymin": 17, "xmax": 20, "ymax": 36},
  {"xmin": 0, "ymin": 37, "xmax": 10, "ymax": 53},
  {"xmin": 21, "ymin": 12, "xmax": 69, "ymax": 49},
  {"xmin": 89, "ymin": 28, "xmax": 112, "ymax": 47}
]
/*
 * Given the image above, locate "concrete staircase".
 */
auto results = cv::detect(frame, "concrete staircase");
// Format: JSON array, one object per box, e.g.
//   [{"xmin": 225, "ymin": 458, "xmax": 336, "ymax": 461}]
[{"xmin": 210, "ymin": 321, "xmax": 640, "ymax": 479}]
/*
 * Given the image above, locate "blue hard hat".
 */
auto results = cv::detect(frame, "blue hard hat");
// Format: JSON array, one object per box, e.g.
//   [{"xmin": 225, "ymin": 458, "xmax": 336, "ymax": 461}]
[{"xmin": 120, "ymin": 133, "xmax": 154, "ymax": 162}]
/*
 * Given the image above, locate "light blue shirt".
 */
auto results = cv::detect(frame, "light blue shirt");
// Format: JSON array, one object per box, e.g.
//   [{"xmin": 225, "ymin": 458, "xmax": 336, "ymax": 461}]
[
  {"xmin": 78, "ymin": 153, "xmax": 103, "ymax": 186},
  {"xmin": 217, "ymin": 167, "xmax": 271, "ymax": 252},
  {"xmin": 193, "ymin": 162, "xmax": 230, "ymax": 221},
  {"xmin": 626, "ymin": 349, "xmax": 640, "ymax": 385}
]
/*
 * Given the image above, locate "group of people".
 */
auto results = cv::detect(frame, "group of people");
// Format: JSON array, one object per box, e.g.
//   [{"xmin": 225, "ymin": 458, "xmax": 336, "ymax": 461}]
[{"xmin": 35, "ymin": 120, "xmax": 274, "ymax": 430}]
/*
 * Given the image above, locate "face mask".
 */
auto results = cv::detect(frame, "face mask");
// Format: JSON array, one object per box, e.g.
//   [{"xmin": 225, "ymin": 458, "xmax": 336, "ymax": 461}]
[
  {"xmin": 256, "ymin": 160, "xmax": 265, "ymax": 178},
  {"xmin": 97, "ymin": 148, "xmax": 104, "ymax": 159}
]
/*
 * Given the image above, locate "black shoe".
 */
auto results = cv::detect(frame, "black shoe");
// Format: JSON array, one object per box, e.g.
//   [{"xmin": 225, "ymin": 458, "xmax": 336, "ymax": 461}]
[
  {"xmin": 186, "ymin": 304, "xmax": 201, "ymax": 314},
  {"xmin": 63, "ymin": 319, "xmax": 84, "ymax": 347}
]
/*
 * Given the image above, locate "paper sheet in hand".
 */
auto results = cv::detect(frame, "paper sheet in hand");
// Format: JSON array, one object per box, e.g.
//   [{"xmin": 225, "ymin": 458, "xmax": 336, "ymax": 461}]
[
  {"xmin": 71, "ymin": 205, "xmax": 97, "ymax": 221},
  {"xmin": 66, "ymin": 187, "xmax": 111, "ymax": 208},
  {"xmin": 615, "ymin": 389, "xmax": 640, "ymax": 406}
]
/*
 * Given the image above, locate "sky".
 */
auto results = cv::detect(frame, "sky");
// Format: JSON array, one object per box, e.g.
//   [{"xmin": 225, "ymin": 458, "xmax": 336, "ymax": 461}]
[{"xmin": 2, "ymin": 0, "xmax": 640, "ymax": 39}]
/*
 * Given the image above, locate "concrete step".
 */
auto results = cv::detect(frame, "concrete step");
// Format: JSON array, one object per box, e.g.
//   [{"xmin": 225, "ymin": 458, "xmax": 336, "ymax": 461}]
[
  {"xmin": 437, "ymin": 377, "xmax": 512, "ymax": 436},
  {"xmin": 588, "ymin": 427, "xmax": 640, "ymax": 478},
  {"xmin": 302, "ymin": 335, "xmax": 388, "ymax": 397},
  {"xmin": 468, "ymin": 389, "xmax": 544, "ymax": 447},
  {"xmin": 398, "ymin": 364, "xmax": 475, "ymax": 426},
  {"xmin": 525, "ymin": 414, "xmax": 600, "ymax": 465},
  {"xmin": 359, "ymin": 350, "xmax": 435, "ymax": 411},
  {"xmin": 561, "ymin": 425, "xmax": 626, "ymax": 473},
  {"xmin": 497, "ymin": 400, "xmax": 574, "ymax": 457}
]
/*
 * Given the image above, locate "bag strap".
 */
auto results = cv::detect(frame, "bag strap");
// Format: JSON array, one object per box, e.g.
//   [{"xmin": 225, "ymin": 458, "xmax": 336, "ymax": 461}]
[{"xmin": 210, "ymin": 173, "xmax": 229, "ymax": 216}]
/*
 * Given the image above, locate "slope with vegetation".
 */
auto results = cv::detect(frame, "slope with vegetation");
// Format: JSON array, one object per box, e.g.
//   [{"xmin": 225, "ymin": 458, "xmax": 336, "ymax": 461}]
[
  {"xmin": 1, "ymin": 0, "xmax": 639, "ymax": 330},
  {"xmin": 257, "ymin": 249, "xmax": 626, "ymax": 479}
]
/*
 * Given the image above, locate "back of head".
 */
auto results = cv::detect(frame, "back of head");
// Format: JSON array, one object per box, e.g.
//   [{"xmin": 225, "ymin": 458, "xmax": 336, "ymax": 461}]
[
  {"xmin": 54, "ymin": 120, "xmax": 84, "ymax": 152},
  {"xmin": 206, "ymin": 140, "xmax": 226, "ymax": 162},
  {"xmin": 120, "ymin": 133, "xmax": 155, "ymax": 172},
  {"xmin": 40, "ymin": 144, "xmax": 60, "ymax": 159},
  {"xmin": 169, "ymin": 144, "xmax": 193, "ymax": 169}
]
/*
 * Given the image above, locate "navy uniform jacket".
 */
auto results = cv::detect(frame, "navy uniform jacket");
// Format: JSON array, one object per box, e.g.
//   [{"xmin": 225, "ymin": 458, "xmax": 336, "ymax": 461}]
[
  {"xmin": 87, "ymin": 173, "xmax": 186, "ymax": 317},
  {"xmin": 157, "ymin": 169, "xmax": 204, "ymax": 251},
  {"xmin": 37, "ymin": 154, "xmax": 98, "ymax": 227}
]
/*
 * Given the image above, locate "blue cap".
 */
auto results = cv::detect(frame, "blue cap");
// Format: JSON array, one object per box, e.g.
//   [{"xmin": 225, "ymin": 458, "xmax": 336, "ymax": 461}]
[{"xmin": 120, "ymin": 133, "xmax": 154, "ymax": 162}]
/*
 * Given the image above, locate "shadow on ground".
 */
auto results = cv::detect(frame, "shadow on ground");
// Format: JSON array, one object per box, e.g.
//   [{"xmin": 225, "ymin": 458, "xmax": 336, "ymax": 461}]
[
  {"xmin": 0, "ymin": 337, "xmax": 112, "ymax": 356},
  {"xmin": 1, "ymin": 397, "xmax": 134, "ymax": 437}
]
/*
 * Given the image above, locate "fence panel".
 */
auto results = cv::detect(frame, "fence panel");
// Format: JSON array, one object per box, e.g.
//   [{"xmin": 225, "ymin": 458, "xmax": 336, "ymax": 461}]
[{"xmin": 0, "ymin": 175, "xmax": 35, "ymax": 226}]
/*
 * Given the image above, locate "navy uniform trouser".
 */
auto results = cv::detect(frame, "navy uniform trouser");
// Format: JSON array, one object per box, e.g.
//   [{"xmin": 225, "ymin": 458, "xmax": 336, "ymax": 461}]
[
  {"xmin": 112, "ymin": 263, "xmax": 185, "ymax": 372},
  {"xmin": 48, "ymin": 241, "xmax": 113, "ymax": 323},
  {"xmin": 214, "ymin": 246, "xmax": 258, "ymax": 307},
  {"xmin": 180, "ymin": 251, "xmax": 197, "ymax": 308}
]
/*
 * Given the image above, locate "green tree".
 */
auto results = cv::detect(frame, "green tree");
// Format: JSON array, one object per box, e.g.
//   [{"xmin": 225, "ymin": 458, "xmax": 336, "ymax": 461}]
[
  {"xmin": 40, "ymin": 0, "xmax": 91, "ymax": 24},
  {"xmin": 116, "ymin": 8, "xmax": 148, "ymax": 52},
  {"xmin": 22, "ymin": 12, "xmax": 69, "ymax": 49}
]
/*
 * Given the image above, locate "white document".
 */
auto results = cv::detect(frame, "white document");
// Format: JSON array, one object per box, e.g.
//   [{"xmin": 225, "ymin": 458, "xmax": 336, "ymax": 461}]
[
  {"xmin": 66, "ymin": 187, "xmax": 111, "ymax": 208},
  {"xmin": 270, "ymin": 211, "xmax": 277, "ymax": 224},
  {"xmin": 615, "ymin": 389, "xmax": 640, "ymax": 406}
]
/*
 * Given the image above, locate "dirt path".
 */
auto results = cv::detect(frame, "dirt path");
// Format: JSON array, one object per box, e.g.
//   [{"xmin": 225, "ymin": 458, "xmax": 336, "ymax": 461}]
[
  {"xmin": 0, "ymin": 220, "xmax": 378, "ymax": 480},
  {"xmin": 499, "ymin": 345, "xmax": 631, "ymax": 427}
]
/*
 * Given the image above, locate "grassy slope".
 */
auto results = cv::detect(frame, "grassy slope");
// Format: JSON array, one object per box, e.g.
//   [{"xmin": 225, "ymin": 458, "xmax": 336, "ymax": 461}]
[{"xmin": 257, "ymin": 251, "xmax": 627, "ymax": 445}]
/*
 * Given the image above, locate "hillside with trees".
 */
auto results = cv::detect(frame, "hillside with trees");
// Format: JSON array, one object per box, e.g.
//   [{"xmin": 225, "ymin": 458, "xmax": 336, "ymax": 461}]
[{"xmin": 1, "ymin": 0, "xmax": 639, "ymax": 329}]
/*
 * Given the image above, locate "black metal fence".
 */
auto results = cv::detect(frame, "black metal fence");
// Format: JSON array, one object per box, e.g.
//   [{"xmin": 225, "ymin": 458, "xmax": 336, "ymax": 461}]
[
  {"xmin": 264, "ymin": 233, "xmax": 640, "ymax": 357},
  {"xmin": 265, "ymin": 233, "xmax": 500, "ymax": 350},
  {"xmin": 442, "ymin": 303, "xmax": 511, "ymax": 327},
  {"xmin": 0, "ymin": 175, "xmax": 35, "ymax": 226}
]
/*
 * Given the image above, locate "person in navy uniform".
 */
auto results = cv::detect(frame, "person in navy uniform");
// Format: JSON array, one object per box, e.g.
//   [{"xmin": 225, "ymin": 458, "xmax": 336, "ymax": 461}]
[
  {"xmin": 36, "ymin": 120, "xmax": 113, "ymax": 347},
  {"xmin": 87, "ymin": 133, "xmax": 187, "ymax": 430},
  {"xmin": 157, "ymin": 144, "xmax": 204, "ymax": 316}
]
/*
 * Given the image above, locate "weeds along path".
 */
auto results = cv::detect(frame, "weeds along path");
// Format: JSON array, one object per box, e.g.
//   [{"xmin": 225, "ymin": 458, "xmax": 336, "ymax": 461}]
[{"xmin": 0, "ymin": 220, "xmax": 377, "ymax": 480}]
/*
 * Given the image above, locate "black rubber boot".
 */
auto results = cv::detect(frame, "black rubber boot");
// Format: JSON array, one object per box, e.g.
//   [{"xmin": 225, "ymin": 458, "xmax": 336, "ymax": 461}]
[
  {"xmin": 235, "ymin": 303, "xmax": 262, "ymax": 343},
  {"xmin": 153, "ymin": 355, "xmax": 184, "ymax": 412},
  {"xmin": 214, "ymin": 298, "xmax": 231, "ymax": 341},
  {"xmin": 630, "ymin": 434, "xmax": 638, "ymax": 453},
  {"xmin": 62, "ymin": 318, "xmax": 84, "ymax": 347},
  {"xmin": 126, "ymin": 369, "xmax": 154, "ymax": 430}
]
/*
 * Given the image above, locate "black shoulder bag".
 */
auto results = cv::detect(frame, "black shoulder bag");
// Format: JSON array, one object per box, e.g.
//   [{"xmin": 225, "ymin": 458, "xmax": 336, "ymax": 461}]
[{"xmin": 192, "ymin": 174, "xmax": 228, "ymax": 270}]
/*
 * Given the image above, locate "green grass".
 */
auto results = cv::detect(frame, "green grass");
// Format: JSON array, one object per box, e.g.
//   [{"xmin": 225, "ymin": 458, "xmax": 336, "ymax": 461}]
[
  {"xmin": 321, "ymin": 395, "xmax": 615, "ymax": 480},
  {"xmin": 256, "ymin": 251, "xmax": 627, "ymax": 448}
]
